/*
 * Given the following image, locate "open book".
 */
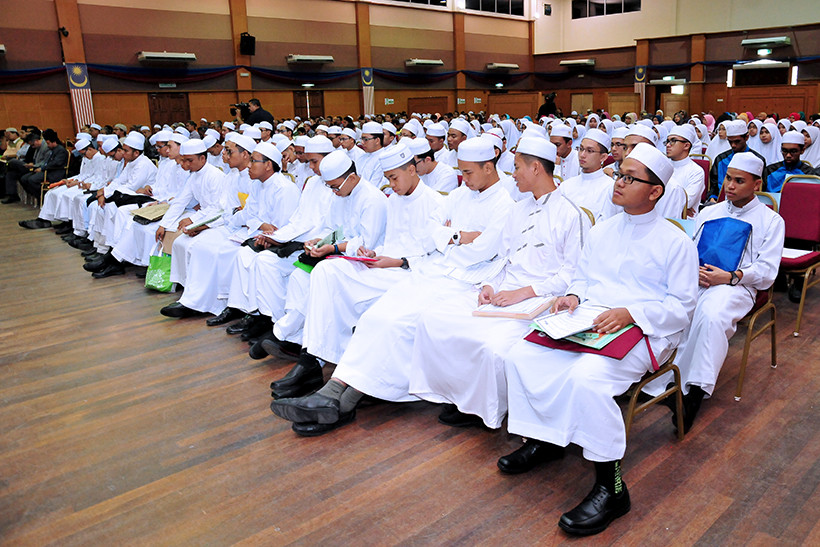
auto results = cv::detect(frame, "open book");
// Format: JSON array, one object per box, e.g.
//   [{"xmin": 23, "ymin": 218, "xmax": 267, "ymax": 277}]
[
  {"xmin": 532, "ymin": 303, "xmax": 610, "ymax": 340},
  {"xmin": 473, "ymin": 295, "xmax": 554, "ymax": 320},
  {"xmin": 132, "ymin": 202, "xmax": 170, "ymax": 221}
]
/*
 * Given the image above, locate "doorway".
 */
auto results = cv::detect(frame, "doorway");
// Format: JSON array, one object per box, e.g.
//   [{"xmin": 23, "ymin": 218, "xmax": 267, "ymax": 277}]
[
  {"xmin": 293, "ymin": 91, "xmax": 324, "ymax": 119},
  {"xmin": 148, "ymin": 93, "xmax": 190, "ymax": 128},
  {"xmin": 570, "ymin": 93, "xmax": 594, "ymax": 117}
]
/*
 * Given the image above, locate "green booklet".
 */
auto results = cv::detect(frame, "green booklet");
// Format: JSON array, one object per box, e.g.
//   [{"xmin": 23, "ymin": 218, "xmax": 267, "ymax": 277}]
[{"xmin": 530, "ymin": 322, "xmax": 636, "ymax": 350}]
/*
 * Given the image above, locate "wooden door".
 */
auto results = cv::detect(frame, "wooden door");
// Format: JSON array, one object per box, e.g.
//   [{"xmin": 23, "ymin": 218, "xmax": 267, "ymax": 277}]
[
  {"xmin": 148, "ymin": 93, "xmax": 190, "ymax": 127},
  {"xmin": 571, "ymin": 93, "xmax": 593, "ymax": 116},
  {"xmin": 407, "ymin": 97, "xmax": 449, "ymax": 116},
  {"xmin": 293, "ymin": 91, "xmax": 324, "ymax": 119},
  {"xmin": 488, "ymin": 93, "xmax": 541, "ymax": 120},
  {"xmin": 607, "ymin": 92, "xmax": 639, "ymax": 119},
  {"xmin": 661, "ymin": 94, "xmax": 689, "ymax": 116}
]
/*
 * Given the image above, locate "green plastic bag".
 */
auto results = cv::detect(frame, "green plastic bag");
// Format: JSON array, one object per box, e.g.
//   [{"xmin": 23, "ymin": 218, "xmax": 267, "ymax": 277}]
[{"xmin": 145, "ymin": 243, "xmax": 174, "ymax": 292}]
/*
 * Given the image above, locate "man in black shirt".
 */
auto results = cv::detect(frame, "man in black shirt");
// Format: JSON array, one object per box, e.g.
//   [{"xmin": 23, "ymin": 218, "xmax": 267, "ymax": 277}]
[
  {"xmin": 244, "ymin": 98, "xmax": 274, "ymax": 125},
  {"xmin": 538, "ymin": 92, "xmax": 557, "ymax": 119}
]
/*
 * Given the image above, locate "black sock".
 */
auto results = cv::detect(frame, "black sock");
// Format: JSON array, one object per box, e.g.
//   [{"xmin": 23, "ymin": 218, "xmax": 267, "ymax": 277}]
[{"xmin": 594, "ymin": 460, "xmax": 624, "ymax": 494}]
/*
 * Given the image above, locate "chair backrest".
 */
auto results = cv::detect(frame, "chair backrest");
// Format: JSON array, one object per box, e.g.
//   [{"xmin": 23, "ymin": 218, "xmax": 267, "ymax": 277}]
[
  {"xmin": 554, "ymin": 174, "xmax": 563, "ymax": 184},
  {"xmin": 681, "ymin": 189, "xmax": 688, "ymax": 219},
  {"xmin": 755, "ymin": 191, "xmax": 779, "ymax": 213},
  {"xmin": 457, "ymin": 174, "xmax": 463, "ymax": 186},
  {"xmin": 666, "ymin": 218, "xmax": 686, "ymax": 232},
  {"xmin": 602, "ymin": 155, "xmax": 616, "ymax": 167},
  {"xmin": 691, "ymin": 157, "xmax": 710, "ymax": 202},
  {"xmin": 784, "ymin": 174, "xmax": 820, "ymax": 185},
  {"xmin": 580, "ymin": 207, "xmax": 595, "ymax": 227},
  {"xmin": 780, "ymin": 182, "xmax": 820, "ymax": 243}
]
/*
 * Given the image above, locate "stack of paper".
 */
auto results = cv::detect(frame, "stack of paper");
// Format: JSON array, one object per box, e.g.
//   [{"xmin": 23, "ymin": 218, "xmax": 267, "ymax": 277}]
[{"xmin": 533, "ymin": 303, "xmax": 610, "ymax": 339}]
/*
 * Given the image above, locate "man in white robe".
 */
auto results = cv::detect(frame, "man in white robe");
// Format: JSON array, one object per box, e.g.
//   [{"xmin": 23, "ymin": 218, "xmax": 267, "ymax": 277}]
[
  {"xmin": 550, "ymin": 124, "xmax": 580, "ymax": 182},
  {"xmin": 438, "ymin": 119, "xmax": 470, "ymax": 168},
  {"xmin": 270, "ymin": 138, "xmax": 514, "ymax": 434},
  {"xmin": 407, "ymin": 137, "xmax": 458, "ymax": 193},
  {"xmin": 557, "ymin": 128, "xmax": 618, "ymax": 223},
  {"xmin": 355, "ymin": 122, "xmax": 387, "ymax": 188},
  {"xmin": 666, "ymin": 124, "xmax": 707, "ymax": 218},
  {"xmin": 409, "ymin": 136, "xmax": 584, "ymax": 429},
  {"xmin": 426, "ymin": 123, "xmax": 448, "ymax": 163},
  {"xmin": 500, "ymin": 143, "xmax": 698, "ymax": 536},
  {"xmin": 647, "ymin": 152, "xmax": 784, "ymax": 432},
  {"xmin": 266, "ymin": 143, "xmax": 444, "ymax": 402},
  {"xmin": 623, "ymin": 125, "xmax": 687, "ymax": 220}
]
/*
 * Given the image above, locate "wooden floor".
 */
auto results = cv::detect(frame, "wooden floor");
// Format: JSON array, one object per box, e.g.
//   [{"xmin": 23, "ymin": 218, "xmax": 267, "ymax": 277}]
[{"xmin": 1, "ymin": 202, "xmax": 820, "ymax": 547}]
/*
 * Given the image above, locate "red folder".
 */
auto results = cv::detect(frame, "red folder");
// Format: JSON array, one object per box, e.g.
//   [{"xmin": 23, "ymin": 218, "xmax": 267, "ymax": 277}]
[{"xmin": 524, "ymin": 327, "xmax": 658, "ymax": 370}]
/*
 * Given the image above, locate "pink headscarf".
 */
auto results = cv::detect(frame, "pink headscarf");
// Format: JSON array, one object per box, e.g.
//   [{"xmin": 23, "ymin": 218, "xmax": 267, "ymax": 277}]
[{"xmin": 703, "ymin": 114, "xmax": 716, "ymax": 133}]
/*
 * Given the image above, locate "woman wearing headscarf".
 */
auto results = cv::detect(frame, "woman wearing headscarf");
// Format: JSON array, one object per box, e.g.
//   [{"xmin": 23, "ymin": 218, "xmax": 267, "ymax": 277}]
[
  {"xmin": 777, "ymin": 119, "xmax": 791, "ymax": 135},
  {"xmin": 705, "ymin": 120, "xmax": 731, "ymax": 161},
  {"xmin": 695, "ymin": 123, "xmax": 711, "ymax": 151},
  {"xmin": 801, "ymin": 126, "xmax": 820, "ymax": 167},
  {"xmin": 703, "ymin": 114, "xmax": 716, "ymax": 135},
  {"xmin": 654, "ymin": 124, "xmax": 669, "ymax": 153},
  {"xmin": 584, "ymin": 113, "xmax": 600, "ymax": 131},
  {"xmin": 747, "ymin": 119, "xmax": 764, "ymax": 155},
  {"xmin": 572, "ymin": 125, "xmax": 586, "ymax": 150},
  {"xmin": 757, "ymin": 122, "xmax": 783, "ymax": 165},
  {"xmin": 792, "ymin": 120, "xmax": 808, "ymax": 134},
  {"xmin": 499, "ymin": 119, "xmax": 521, "ymax": 149},
  {"xmin": 598, "ymin": 119, "xmax": 612, "ymax": 137}
]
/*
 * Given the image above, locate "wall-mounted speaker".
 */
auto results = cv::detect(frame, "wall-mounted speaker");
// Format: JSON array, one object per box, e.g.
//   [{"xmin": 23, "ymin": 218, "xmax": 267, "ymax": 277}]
[{"xmin": 240, "ymin": 33, "xmax": 256, "ymax": 56}]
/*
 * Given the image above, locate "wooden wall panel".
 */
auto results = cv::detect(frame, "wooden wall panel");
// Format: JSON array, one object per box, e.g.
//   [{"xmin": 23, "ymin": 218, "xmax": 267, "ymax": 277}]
[
  {"xmin": 188, "ymin": 91, "xmax": 240, "ymax": 124},
  {"xmin": 375, "ymin": 90, "xmax": 459, "ymax": 115},
  {"xmin": 247, "ymin": 19, "xmax": 356, "ymax": 46},
  {"xmin": 91, "ymin": 93, "xmax": 151, "ymax": 127},
  {"xmin": 728, "ymin": 84, "xmax": 820, "ymax": 118},
  {"xmin": 488, "ymin": 93, "xmax": 541, "ymax": 120},
  {"xmin": 78, "ymin": 6, "xmax": 232, "ymax": 40},
  {"xmin": 0, "ymin": 93, "xmax": 74, "ymax": 140},
  {"xmin": 324, "ymin": 91, "xmax": 362, "ymax": 118},
  {"xmin": 246, "ymin": 0, "xmax": 355, "ymax": 23},
  {"xmin": 550, "ymin": 86, "xmax": 637, "ymax": 116}
]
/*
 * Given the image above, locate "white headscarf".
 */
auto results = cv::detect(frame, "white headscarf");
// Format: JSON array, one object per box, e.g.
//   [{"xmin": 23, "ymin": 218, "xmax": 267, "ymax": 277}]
[
  {"xmin": 695, "ymin": 123, "xmax": 711, "ymax": 150},
  {"xmin": 654, "ymin": 124, "xmax": 669, "ymax": 153},
  {"xmin": 572, "ymin": 125, "xmax": 587, "ymax": 149},
  {"xmin": 757, "ymin": 122, "xmax": 783, "ymax": 165},
  {"xmin": 802, "ymin": 126, "xmax": 820, "ymax": 167},
  {"xmin": 598, "ymin": 119, "xmax": 613, "ymax": 137},
  {"xmin": 585, "ymin": 113, "xmax": 601, "ymax": 131},
  {"xmin": 499, "ymin": 119, "xmax": 521, "ymax": 148},
  {"xmin": 792, "ymin": 120, "xmax": 808, "ymax": 134},
  {"xmin": 705, "ymin": 121, "xmax": 731, "ymax": 161},
  {"xmin": 747, "ymin": 119, "xmax": 764, "ymax": 156}
]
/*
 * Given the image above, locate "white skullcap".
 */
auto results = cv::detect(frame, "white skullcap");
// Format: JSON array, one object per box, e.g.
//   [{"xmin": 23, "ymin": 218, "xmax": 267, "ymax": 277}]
[
  {"xmin": 341, "ymin": 128, "xmax": 357, "ymax": 139},
  {"xmin": 637, "ymin": 119, "xmax": 654, "ymax": 128},
  {"xmin": 449, "ymin": 119, "xmax": 471, "ymax": 137},
  {"xmin": 90, "ymin": 123, "xmax": 101, "ymax": 130},
  {"xmin": 488, "ymin": 127, "xmax": 505, "ymax": 140},
  {"xmin": 480, "ymin": 132, "xmax": 503, "ymax": 150},
  {"xmin": 327, "ymin": 125, "xmax": 342, "ymax": 135},
  {"xmin": 426, "ymin": 123, "xmax": 446, "ymax": 138},
  {"xmin": 239, "ymin": 124, "xmax": 251, "ymax": 131},
  {"xmin": 515, "ymin": 137, "xmax": 558, "ymax": 163},
  {"xmin": 379, "ymin": 142, "xmax": 414, "ymax": 171},
  {"xmin": 243, "ymin": 126, "xmax": 262, "ymax": 140},
  {"xmin": 611, "ymin": 127, "xmax": 629, "ymax": 140},
  {"xmin": 782, "ymin": 132, "xmax": 806, "ymax": 146},
  {"xmin": 549, "ymin": 124, "xmax": 572, "ymax": 139},
  {"xmin": 148, "ymin": 134, "xmax": 159, "ymax": 146},
  {"xmin": 626, "ymin": 143, "xmax": 674, "ymax": 185},
  {"xmin": 169, "ymin": 133, "xmax": 188, "ymax": 145},
  {"xmin": 361, "ymin": 121, "xmax": 383, "ymax": 135},
  {"xmin": 457, "ymin": 138, "xmax": 495, "ymax": 162},
  {"xmin": 200, "ymin": 117, "xmax": 207, "ymax": 122},
  {"xmin": 728, "ymin": 152, "xmax": 764, "ymax": 177},
  {"xmin": 96, "ymin": 134, "xmax": 105, "ymax": 143},
  {"xmin": 180, "ymin": 139, "xmax": 207, "ymax": 155},
  {"xmin": 74, "ymin": 139, "xmax": 91, "ymax": 151},
  {"xmin": 270, "ymin": 134, "xmax": 288, "ymax": 145},
  {"xmin": 205, "ymin": 128, "xmax": 220, "ymax": 140},
  {"xmin": 123, "ymin": 131, "xmax": 145, "ymax": 151},
  {"xmin": 294, "ymin": 136, "xmax": 310, "ymax": 148},
  {"xmin": 174, "ymin": 127, "xmax": 190, "ymax": 138},
  {"xmin": 402, "ymin": 121, "xmax": 420, "ymax": 137},
  {"xmin": 383, "ymin": 122, "xmax": 397, "ymax": 135},
  {"xmin": 140, "ymin": 125, "xmax": 150, "ymax": 131},
  {"xmin": 305, "ymin": 135, "xmax": 335, "ymax": 154},
  {"xmin": 525, "ymin": 124, "xmax": 548, "ymax": 139},
  {"xmin": 223, "ymin": 122, "xmax": 236, "ymax": 131},
  {"xmin": 227, "ymin": 133, "xmax": 257, "ymax": 154},
  {"xmin": 258, "ymin": 121, "xmax": 273, "ymax": 131},
  {"xmin": 283, "ymin": 120, "xmax": 297, "ymax": 131},
  {"xmin": 320, "ymin": 150, "xmax": 353, "ymax": 182},
  {"xmin": 583, "ymin": 128, "xmax": 611, "ymax": 151},
  {"xmin": 725, "ymin": 120, "xmax": 748, "ymax": 137},
  {"xmin": 669, "ymin": 124, "xmax": 697, "ymax": 144},
  {"xmin": 275, "ymin": 139, "xmax": 294, "ymax": 153},
  {"xmin": 315, "ymin": 124, "xmax": 329, "ymax": 133},
  {"xmin": 407, "ymin": 137, "xmax": 431, "ymax": 156},
  {"xmin": 627, "ymin": 124, "xmax": 658, "ymax": 145},
  {"xmin": 203, "ymin": 135, "xmax": 217, "ymax": 149},
  {"xmin": 423, "ymin": 120, "xmax": 434, "ymax": 129},
  {"xmin": 439, "ymin": 120, "xmax": 449, "ymax": 132},
  {"xmin": 76, "ymin": 132, "xmax": 92, "ymax": 141},
  {"xmin": 153, "ymin": 124, "xmax": 161, "ymax": 129},
  {"xmin": 254, "ymin": 141, "xmax": 283, "ymax": 167},
  {"xmin": 101, "ymin": 138, "xmax": 120, "ymax": 153}
]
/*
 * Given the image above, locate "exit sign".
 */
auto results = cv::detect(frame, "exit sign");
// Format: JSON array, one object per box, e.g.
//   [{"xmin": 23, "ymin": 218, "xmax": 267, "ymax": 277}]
[
  {"xmin": 384, "ymin": 98, "xmax": 394, "ymax": 105},
  {"xmin": 474, "ymin": 97, "xmax": 482, "ymax": 103},
  {"xmin": 457, "ymin": 98, "xmax": 466, "ymax": 104}
]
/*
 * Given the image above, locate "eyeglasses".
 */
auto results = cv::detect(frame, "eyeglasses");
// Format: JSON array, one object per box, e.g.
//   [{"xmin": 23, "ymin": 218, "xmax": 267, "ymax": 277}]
[
  {"xmin": 361, "ymin": 136, "xmax": 378, "ymax": 142},
  {"xmin": 781, "ymin": 147, "xmax": 802, "ymax": 156},
  {"xmin": 224, "ymin": 148, "xmax": 235, "ymax": 156},
  {"xmin": 578, "ymin": 146, "xmax": 603, "ymax": 155},
  {"xmin": 249, "ymin": 159, "xmax": 269, "ymax": 164},
  {"xmin": 338, "ymin": 136, "xmax": 351, "ymax": 143},
  {"xmin": 616, "ymin": 173, "xmax": 661, "ymax": 186},
  {"xmin": 612, "ymin": 142, "xmax": 627, "ymax": 150},
  {"xmin": 665, "ymin": 138, "xmax": 687, "ymax": 146}
]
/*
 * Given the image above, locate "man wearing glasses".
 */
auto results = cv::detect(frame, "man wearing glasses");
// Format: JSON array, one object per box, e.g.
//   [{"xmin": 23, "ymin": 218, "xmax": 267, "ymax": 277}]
[
  {"xmin": 665, "ymin": 124, "xmax": 707, "ymax": 218},
  {"xmin": 706, "ymin": 120, "xmax": 766, "ymax": 202},
  {"xmin": 762, "ymin": 132, "xmax": 816, "ymax": 193},
  {"xmin": 556, "ymin": 128, "xmax": 616, "ymax": 224},
  {"xmin": 356, "ymin": 122, "xmax": 388, "ymax": 188},
  {"xmin": 338, "ymin": 127, "xmax": 365, "ymax": 165}
]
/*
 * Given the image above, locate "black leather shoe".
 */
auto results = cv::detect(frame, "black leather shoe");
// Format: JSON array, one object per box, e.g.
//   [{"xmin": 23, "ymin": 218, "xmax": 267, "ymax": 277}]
[
  {"xmin": 260, "ymin": 334, "xmax": 301, "ymax": 358},
  {"xmin": 2, "ymin": 195, "xmax": 21, "ymax": 204},
  {"xmin": 671, "ymin": 390, "xmax": 702, "ymax": 434},
  {"xmin": 249, "ymin": 332, "xmax": 276, "ymax": 360},
  {"xmin": 75, "ymin": 241, "xmax": 95, "ymax": 252},
  {"xmin": 160, "ymin": 301, "xmax": 197, "ymax": 318},
  {"xmin": 271, "ymin": 352, "xmax": 323, "ymax": 399},
  {"xmin": 497, "ymin": 439, "xmax": 564, "ymax": 474},
  {"xmin": 83, "ymin": 252, "xmax": 102, "ymax": 262},
  {"xmin": 558, "ymin": 483, "xmax": 631, "ymax": 536},
  {"xmin": 789, "ymin": 282, "xmax": 803, "ymax": 304},
  {"xmin": 92, "ymin": 263, "xmax": 126, "ymax": 278},
  {"xmin": 438, "ymin": 404, "xmax": 484, "ymax": 428},
  {"xmin": 291, "ymin": 411, "xmax": 356, "ymax": 437},
  {"xmin": 61, "ymin": 233, "xmax": 78, "ymax": 242},
  {"xmin": 226, "ymin": 314, "xmax": 257, "ymax": 335},
  {"xmin": 206, "ymin": 307, "xmax": 243, "ymax": 327},
  {"xmin": 238, "ymin": 316, "xmax": 272, "ymax": 339},
  {"xmin": 54, "ymin": 223, "xmax": 72, "ymax": 235},
  {"xmin": 270, "ymin": 392, "xmax": 340, "ymax": 424},
  {"xmin": 83, "ymin": 255, "xmax": 110, "ymax": 273},
  {"xmin": 81, "ymin": 248, "xmax": 99, "ymax": 257},
  {"xmin": 20, "ymin": 219, "xmax": 52, "ymax": 229},
  {"xmin": 134, "ymin": 266, "xmax": 148, "ymax": 279}
]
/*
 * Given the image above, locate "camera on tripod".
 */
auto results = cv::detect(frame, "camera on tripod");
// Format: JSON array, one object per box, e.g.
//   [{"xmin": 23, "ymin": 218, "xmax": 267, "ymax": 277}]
[{"xmin": 229, "ymin": 102, "xmax": 251, "ymax": 120}]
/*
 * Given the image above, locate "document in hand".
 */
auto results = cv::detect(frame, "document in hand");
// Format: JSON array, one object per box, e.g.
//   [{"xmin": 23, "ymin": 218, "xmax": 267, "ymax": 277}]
[
  {"xmin": 325, "ymin": 255, "xmax": 379, "ymax": 264},
  {"xmin": 473, "ymin": 295, "xmax": 555, "ymax": 320},
  {"xmin": 312, "ymin": 226, "xmax": 344, "ymax": 249},
  {"xmin": 532, "ymin": 303, "xmax": 611, "ymax": 339}
]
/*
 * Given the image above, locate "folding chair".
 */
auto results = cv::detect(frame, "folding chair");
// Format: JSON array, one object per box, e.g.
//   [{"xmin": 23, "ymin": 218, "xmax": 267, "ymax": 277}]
[
  {"xmin": 754, "ymin": 191, "xmax": 779, "ymax": 213},
  {"xmin": 734, "ymin": 287, "xmax": 776, "ymax": 401},
  {"xmin": 624, "ymin": 349, "xmax": 684, "ymax": 441},
  {"xmin": 691, "ymin": 156, "xmax": 710, "ymax": 203}
]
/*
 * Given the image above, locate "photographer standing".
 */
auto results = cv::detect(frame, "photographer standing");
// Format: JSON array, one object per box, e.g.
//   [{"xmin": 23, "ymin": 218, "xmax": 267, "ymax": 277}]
[{"xmin": 244, "ymin": 99, "xmax": 274, "ymax": 125}]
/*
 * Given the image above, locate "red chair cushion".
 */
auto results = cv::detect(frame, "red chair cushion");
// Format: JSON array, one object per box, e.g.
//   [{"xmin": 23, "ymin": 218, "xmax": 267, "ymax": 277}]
[
  {"xmin": 749, "ymin": 289, "xmax": 770, "ymax": 314},
  {"xmin": 780, "ymin": 251, "xmax": 820, "ymax": 271},
  {"xmin": 781, "ymin": 183, "xmax": 820, "ymax": 241}
]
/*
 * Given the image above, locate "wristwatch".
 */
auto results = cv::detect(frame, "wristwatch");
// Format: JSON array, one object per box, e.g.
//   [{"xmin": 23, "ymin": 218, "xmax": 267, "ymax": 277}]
[
  {"xmin": 729, "ymin": 271, "xmax": 740, "ymax": 286},
  {"xmin": 400, "ymin": 257, "xmax": 410, "ymax": 270},
  {"xmin": 452, "ymin": 232, "xmax": 461, "ymax": 246}
]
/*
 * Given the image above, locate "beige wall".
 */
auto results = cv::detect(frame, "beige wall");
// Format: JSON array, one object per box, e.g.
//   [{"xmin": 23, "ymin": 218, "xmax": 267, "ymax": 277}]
[{"xmin": 534, "ymin": 0, "xmax": 820, "ymax": 54}]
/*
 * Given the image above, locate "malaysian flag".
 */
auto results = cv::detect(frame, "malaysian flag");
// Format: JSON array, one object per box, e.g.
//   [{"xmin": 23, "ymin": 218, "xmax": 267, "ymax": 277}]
[
  {"xmin": 634, "ymin": 66, "xmax": 647, "ymax": 112},
  {"xmin": 66, "ymin": 63, "xmax": 95, "ymax": 132},
  {"xmin": 361, "ymin": 68, "xmax": 374, "ymax": 117}
]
